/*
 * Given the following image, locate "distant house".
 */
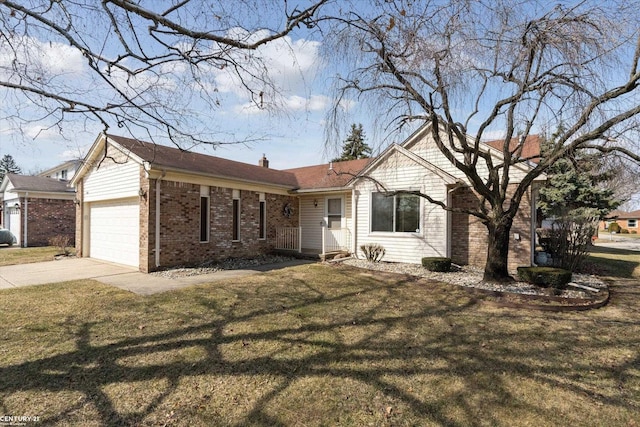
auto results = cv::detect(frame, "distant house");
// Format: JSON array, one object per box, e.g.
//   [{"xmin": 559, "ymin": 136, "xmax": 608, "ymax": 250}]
[
  {"xmin": 38, "ymin": 159, "xmax": 82, "ymax": 181},
  {"xmin": 599, "ymin": 210, "xmax": 640, "ymax": 234},
  {"xmin": 0, "ymin": 174, "xmax": 76, "ymax": 247},
  {"xmin": 72, "ymin": 129, "xmax": 540, "ymax": 273}
]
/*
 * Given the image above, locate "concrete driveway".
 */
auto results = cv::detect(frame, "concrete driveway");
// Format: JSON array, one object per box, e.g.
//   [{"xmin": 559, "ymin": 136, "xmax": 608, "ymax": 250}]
[
  {"xmin": 0, "ymin": 257, "xmax": 313, "ymax": 295},
  {"xmin": 595, "ymin": 235, "xmax": 640, "ymax": 252}
]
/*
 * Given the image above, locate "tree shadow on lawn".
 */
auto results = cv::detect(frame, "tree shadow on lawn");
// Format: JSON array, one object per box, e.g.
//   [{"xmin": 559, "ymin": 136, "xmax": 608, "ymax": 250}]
[
  {"xmin": 586, "ymin": 245, "xmax": 640, "ymax": 279},
  {"xmin": 1, "ymin": 266, "xmax": 639, "ymax": 426}
]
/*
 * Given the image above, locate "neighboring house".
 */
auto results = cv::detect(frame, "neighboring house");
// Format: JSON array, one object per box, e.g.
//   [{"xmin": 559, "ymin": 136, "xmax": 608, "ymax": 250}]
[
  {"xmin": 38, "ymin": 159, "xmax": 82, "ymax": 182},
  {"xmin": 0, "ymin": 174, "xmax": 76, "ymax": 247},
  {"xmin": 72, "ymin": 128, "xmax": 540, "ymax": 273},
  {"xmin": 599, "ymin": 210, "xmax": 640, "ymax": 233}
]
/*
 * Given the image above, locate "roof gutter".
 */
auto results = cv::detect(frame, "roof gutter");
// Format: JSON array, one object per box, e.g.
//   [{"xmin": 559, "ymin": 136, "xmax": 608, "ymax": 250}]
[
  {"xmin": 147, "ymin": 165, "xmax": 297, "ymax": 191},
  {"xmin": 290, "ymin": 186, "xmax": 355, "ymax": 194}
]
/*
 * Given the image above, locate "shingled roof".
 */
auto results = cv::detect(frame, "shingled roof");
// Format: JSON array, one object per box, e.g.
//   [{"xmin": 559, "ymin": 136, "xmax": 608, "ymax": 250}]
[
  {"xmin": 5, "ymin": 174, "xmax": 74, "ymax": 193},
  {"xmin": 605, "ymin": 209, "xmax": 640, "ymax": 220},
  {"xmin": 108, "ymin": 134, "xmax": 299, "ymax": 188},
  {"xmin": 485, "ymin": 135, "xmax": 541, "ymax": 163},
  {"xmin": 283, "ymin": 158, "xmax": 372, "ymax": 191},
  {"xmin": 106, "ymin": 134, "xmax": 373, "ymax": 192}
]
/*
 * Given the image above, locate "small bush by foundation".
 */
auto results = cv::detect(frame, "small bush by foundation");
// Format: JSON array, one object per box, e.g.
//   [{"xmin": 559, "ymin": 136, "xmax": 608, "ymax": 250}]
[
  {"xmin": 517, "ymin": 266, "xmax": 572, "ymax": 289},
  {"xmin": 360, "ymin": 243, "xmax": 385, "ymax": 262},
  {"xmin": 422, "ymin": 257, "xmax": 451, "ymax": 272}
]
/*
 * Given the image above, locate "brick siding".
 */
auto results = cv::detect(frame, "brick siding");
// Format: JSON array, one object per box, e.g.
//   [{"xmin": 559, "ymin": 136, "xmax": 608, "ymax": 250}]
[
  {"xmin": 24, "ymin": 197, "xmax": 75, "ymax": 247},
  {"xmin": 450, "ymin": 185, "xmax": 532, "ymax": 272},
  {"xmin": 143, "ymin": 178, "xmax": 298, "ymax": 272}
]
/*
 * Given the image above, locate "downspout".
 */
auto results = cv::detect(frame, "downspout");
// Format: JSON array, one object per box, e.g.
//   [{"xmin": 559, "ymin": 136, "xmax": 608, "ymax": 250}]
[
  {"xmin": 155, "ymin": 170, "xmax": 166, "ymax": 268},
  {"xmin": 352, "ymin": 189, "xmax": 358, "ymax": 258},
  {"xmin": 23, "ymin": 193, "xmax": 28, "ymax": 248}
]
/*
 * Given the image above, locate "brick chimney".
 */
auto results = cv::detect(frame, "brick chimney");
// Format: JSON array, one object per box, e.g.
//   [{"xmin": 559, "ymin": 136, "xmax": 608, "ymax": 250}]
[{"xmin": 259, "ymin": 154, "xmax": 269, "ymax": 168}]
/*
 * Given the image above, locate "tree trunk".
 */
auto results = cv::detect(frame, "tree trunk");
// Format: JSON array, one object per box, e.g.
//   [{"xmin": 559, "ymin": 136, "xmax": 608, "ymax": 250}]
[{"xmin": 483, "ymin": 217, "xmax": 514, "ymax": 283}]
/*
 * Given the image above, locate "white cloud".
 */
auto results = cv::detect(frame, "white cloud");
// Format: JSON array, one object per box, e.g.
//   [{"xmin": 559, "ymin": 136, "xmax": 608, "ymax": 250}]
[
  {"xmin": 58, "ymin": 147, "xmax": 87, "ymax": 160},
  {"xmin": 480, "ymin": 130, "xmax": 508, "ymax": 141},
  {"xmin": 209, "ymin": 31, "xmax": 323, "ymax": 100},
  {"xmin": 23, "ymin": 124, "xmax": 63, "ymax": 140},
  {"xmin": 285, "ymin": 95, "xmax": 329, "ymax": 112},
  {"xmin": 0, "ymin": 35, "xmax": 85, "ymax": 80}
]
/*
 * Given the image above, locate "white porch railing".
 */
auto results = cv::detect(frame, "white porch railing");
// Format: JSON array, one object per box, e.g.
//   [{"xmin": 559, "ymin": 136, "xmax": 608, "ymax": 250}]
[
  {"xmin": 322, "ymin": 226, "xmax": 352, "ymax": 254},
  {"xmin": 275, "ymin": 226, "xmax": 302, "ymax": 252}
]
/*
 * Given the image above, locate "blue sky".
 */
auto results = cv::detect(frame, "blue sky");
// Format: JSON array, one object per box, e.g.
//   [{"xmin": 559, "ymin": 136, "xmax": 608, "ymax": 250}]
[{"xmin": 0, "ymin": 1, "xmax": 391, "ymax": 174}]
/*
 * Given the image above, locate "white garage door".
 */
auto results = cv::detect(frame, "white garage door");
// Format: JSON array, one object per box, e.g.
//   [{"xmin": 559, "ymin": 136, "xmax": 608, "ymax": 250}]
[
  {"xmin": 89, "ymin": 198, "xmax": 140, "ymax": 267},
  {"xmin": 8, "ymin": 207, "xmax": 20, "ymax": 245}
]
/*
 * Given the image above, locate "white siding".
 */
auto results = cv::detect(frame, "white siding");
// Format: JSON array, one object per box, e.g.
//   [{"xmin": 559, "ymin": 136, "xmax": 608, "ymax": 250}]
[
  {"xmin": 407, "ymin": 131, "xmax": 530, "ymax": 183},
  {"xmin": 83, "ymin": 145, "xmax": 141, "ymax": 202},
  {"xmin": 299, "ymin": 192, "xmax": 352, "ymax": 252},
  {"xmin": 355, "ymin": 150, "xmax": 449, "ymax": 264}
]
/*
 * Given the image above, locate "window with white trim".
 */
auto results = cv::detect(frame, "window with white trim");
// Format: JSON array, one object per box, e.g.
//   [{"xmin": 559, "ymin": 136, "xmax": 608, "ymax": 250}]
[
  {"xmin": 327, "ymin": 197, "xmax": 342, "ymax": 229},
  {"xmin": 628, "ymin": 219, "xmax": 637, "ymax": 228},
  {"xmin": 232, "ymin": 189, "xmax": 240, "ymax": 241},
  {"xmin": 371, "ymin": 192, "xmax": 420, "ymax": 233},
  {"xmin": 259, "ymin": 193, "xmax": 266, "ymax": 239},
  {"xmin": 200, "ymin": 186, "xmax": 210, "ymax": 242}
]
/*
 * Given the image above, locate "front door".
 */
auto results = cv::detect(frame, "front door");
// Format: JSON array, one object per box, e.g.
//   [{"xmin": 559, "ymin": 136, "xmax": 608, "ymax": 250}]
[{"xmin": 325, "ymin": 197, "xmax": 344, "ymax": 252}]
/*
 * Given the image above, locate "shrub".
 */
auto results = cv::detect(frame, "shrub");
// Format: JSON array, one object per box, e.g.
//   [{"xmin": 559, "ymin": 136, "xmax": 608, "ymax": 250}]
[
  {"xmin": 608, "ymin": 222, "xmax": 621, "ymax": 233},
  {"xmin": 621, "ymin": 228, "xmax": 629, "ymax": 234},
  {"xmin": 517, "ymin": 266, "xmax": 572, "ymax": 289},
  {"xmin": 360, "ymin": 243, "xmax": 385, "ymax": 262},
  {"xmin": 632, "ymin": 230, "xmax": 638, "ymax": 234},
  {"xmin": 49, "ymin": 235, "xmax": 72, "ymax": 256},
  {"xmin": 422, "ymin": 257, "xmax": 451, "ymax": 272}
]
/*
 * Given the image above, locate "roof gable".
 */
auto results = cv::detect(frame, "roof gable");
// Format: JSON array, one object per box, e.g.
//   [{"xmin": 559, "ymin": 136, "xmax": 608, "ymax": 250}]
[
  {"xmin": 2, "ymin": 173, "xmax": 74, "ymax": 193},
  {"xmin": 356, "ymin": 143, "xmax": 457, "ymax": 185}
]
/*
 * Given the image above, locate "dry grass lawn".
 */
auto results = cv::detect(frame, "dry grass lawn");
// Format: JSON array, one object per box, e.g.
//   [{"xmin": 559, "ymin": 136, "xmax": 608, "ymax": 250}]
[
  {"xmin": 0, "ymin": 246, "xmax": 62, "ymax": 266},
  {"xmin": 586, "ymin": 245, "xmax": 640, "ymax": 279},
  {"xmin": 0, "ymin": 263, "xmax": 639, "ymax": 426}
]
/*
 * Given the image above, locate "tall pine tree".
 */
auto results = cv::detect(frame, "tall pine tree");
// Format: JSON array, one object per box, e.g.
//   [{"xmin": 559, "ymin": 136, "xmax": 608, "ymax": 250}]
[
  {"xmin": 333, "ymin": 124, "xmax": 372, "ymax": 162},
  {"xmin": 537, "ymin": 128, "xmax": 620, "ymax": 270},
  {"xmin": 0, "ymin": 154, "xmax": 21, "ymax": 181}
]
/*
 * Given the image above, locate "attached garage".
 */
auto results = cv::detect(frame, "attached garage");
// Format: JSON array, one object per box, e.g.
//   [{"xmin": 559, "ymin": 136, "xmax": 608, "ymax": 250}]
[
  {"xmin": 88, "ymin": 198, "xmax": 140, "ymax": 267},
  {"xmin": 7, "ymin": 205, "xmax": 20, "ymax": 245}
]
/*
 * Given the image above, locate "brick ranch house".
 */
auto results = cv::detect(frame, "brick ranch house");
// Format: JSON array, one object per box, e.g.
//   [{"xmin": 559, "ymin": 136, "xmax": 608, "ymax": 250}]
[
  {"xmin": 71, "ymin": 127, "xmax": 541, "ymax": 273},
  {"xmin": 599, "ymin": 210, "xmax": 640, "ymax": 234},
  {"xmin": 0, "ymin": 174, "xmax": 76, "ymax": 247}
]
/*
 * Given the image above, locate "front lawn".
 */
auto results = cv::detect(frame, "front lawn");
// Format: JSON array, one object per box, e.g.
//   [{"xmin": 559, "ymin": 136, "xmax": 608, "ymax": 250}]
[
  {"xmin": 585, "ymin": 245, "xmax": 640, "ymax": 278},
  {"xmin": 0, "ymin": 246, "xmax": 64, "ymax": 266},
  {"xmin": 1, "ymin": 264, "xmax": 638, "ymax": 426}
]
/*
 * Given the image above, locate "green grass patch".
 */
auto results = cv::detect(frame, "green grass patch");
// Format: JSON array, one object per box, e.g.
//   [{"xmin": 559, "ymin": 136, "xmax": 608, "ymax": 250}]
[
  {"xmin": 0, "ymin": 246, "xmax": 65, "ymax": 266},
  {"xmin": 0, "ymin": 264, "xmax": 639, "ymax": 426},
  {"xmin": 585, "ymin": 245, "xmax": 640, "ymax": 278}
]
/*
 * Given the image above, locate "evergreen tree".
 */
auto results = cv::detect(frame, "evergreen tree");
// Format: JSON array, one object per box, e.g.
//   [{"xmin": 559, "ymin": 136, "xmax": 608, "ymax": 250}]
[
  {"xmin": 333, "ymin": 124, "xmax": 372, "ymax": 162},
  {"xmin": 0, "ymin": 154, "xmax": 21, "ymax": 181},
  {"xmin": 537, "ymin": 129, "xmax": 620, "ymax": 271}
]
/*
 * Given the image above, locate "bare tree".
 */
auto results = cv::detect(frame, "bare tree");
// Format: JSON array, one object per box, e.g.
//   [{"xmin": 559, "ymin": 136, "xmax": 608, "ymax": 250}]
[
  {"xmin": 0, "ymin": 0, "xmax": 327, "ymax": 146},
  {"xmin": 325, "ymin": 0, "xmax": 640, "ymax": 282}
]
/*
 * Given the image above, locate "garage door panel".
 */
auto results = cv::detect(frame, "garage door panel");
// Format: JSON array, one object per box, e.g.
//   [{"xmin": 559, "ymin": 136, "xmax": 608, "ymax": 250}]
[{"xmin": 89, "ymin": 199, "xmax": 139, "ymax": 267}]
